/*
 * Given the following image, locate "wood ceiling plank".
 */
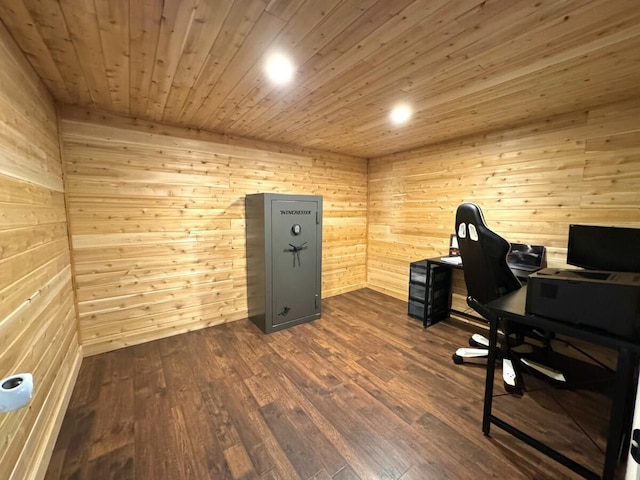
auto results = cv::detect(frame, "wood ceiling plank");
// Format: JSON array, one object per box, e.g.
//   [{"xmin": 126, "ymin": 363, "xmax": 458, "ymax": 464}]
[
  {"xmin": 296, "ymin": 0, "xmax": 422, "ymax": 80},
  {"xmin": 176, "ymin": 0, "xmax": 268, "ymax": 124},
  {"xmin": 391, "ymin": 1, "xmax": 570, "ymax": 95},
  {"xmin": 470, "ymin": 0, "xmax": 640, "ymax": 82},
  {"xmin": 146, "ymin": 0, "xmax": 198, "ymax": 121},
  {"xmin": 226, "ymin": 0, "xmax": 379, "ymax": 132},
  {"xmin": 0, "ymin": 0, "xmax": 71, "ymax": 103},
  {"xmin": 420, "ymin": 51, "xmax": 623, "ymax": 117},
  {"xmin": 235, "ymin": 0, "xmax": 414, "ymax": 129},
  {"xmin": 226, "ymin": 84, "xmax": 312, "ymax": 137},
  {"xmin": 239, "ymin": 0, "xmax": 427, "ymax": 135},
  {"xmin": 58, "ymin": 0, "xmax": 112, "ymax": 108},
  {"xmin": 207, "ymin": 0, "xmax": 346, "ymax": 131},
  {"xmin": 287, "ymin": 73, "xmax": 603, "ymax": 156},
  {"xmin": 189, "ymin": 11, "xmax": 286, "ymax": 127},
  {"xmin": 241, "ymin": 61, "xmax": 372, "ymax": 140},
  {"xmin": 239, "ymin": 67, "xmax": 365, "ymax": 139},
  {"xmin": 21, "ymin": 0, "xmax": 92, "ymax": 105},
  {"xmin": 93, "ymin": 0, "xmax": 130, "ymax": 111},
  {"xmin": 422, "ymin": 27, "xmax": 640, "ymax": 110},
  {"xmin": 299, "ymin": 0, "xmax": 468, "ymax": 92},
  {"xmin": 285, "ymin": 0, "xmax": 373, "ymax": 60},
  {"xmin": 129, "ymin": 0, "xmax": 163, "ymax": 117},
  {"xmin": 449, "ymin": 0, "xmax": 587, "ymax": 61},
  {"xmin": 162, "ymin": 0, "xmax": 234, "ymax": 122},
  {"xmin": 259, "ymin": 0, "xmax": 640, "ymax": 155},
  {"xmin": 254, "ymin": 39, "xmax": 428, "ymax": 140},
  {"xmin": 2, "ymin": 0, "xmax": 640, "ymax": 157},
  {"xmin": 244, "ymin": 0, "xmax": 471, "ymax": 139},
  {"xmin": 262, "ymin": 0, "xmax": 585, "ymax": 144},
  {"xmin": 265, "ymin": 0, "xmax": 307, "ymax": 22}
]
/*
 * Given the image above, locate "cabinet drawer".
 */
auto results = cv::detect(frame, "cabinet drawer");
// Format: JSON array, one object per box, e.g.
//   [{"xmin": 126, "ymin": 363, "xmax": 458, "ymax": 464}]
[
  {"xmin": 410, "ymin": 268, "xmax": 427, "ymax": 284},
  {"xmin": 408, "ymin": 300, "xmax": 424, "ymax": 320},
  {"xmin": 409, "ymin": 283, "xmax": 426, "ymax": 301}
]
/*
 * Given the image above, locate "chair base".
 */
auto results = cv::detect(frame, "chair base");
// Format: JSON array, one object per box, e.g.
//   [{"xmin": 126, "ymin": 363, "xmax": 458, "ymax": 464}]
[
  {"xmin": 452, "ymin": 347, "xmax": 491, "ymax": 365},
  {"xmin": 453, "ymin": 334, "xmax": 567, "ymax": 394},
  {"xmin": 502, "ymin": 358, "xmax": 524, "ymax": 394}
]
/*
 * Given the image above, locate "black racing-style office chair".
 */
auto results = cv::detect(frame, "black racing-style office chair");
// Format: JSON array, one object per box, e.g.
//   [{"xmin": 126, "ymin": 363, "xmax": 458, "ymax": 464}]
[{"xmin": 452, "ymin": 203, "xmax": 563, "ymax": 392}]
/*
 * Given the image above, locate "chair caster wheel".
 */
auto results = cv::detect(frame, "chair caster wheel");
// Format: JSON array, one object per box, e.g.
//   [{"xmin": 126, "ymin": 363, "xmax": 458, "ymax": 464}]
[{"xmin": 452, "ymin": 353, "xmax": 464, "ymax": 365}]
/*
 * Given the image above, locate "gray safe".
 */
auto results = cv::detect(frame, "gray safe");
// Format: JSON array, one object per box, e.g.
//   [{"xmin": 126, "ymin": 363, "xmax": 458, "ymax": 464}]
[{"xmin": 245, "ymin": 193, "xmax": 322, "ymax": 333}]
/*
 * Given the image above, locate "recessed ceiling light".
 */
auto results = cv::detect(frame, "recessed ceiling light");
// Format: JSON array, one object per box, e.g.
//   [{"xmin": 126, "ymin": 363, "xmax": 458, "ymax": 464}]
[
  {"xmin": 264, "ymin": 51, "xmax": 295, "ymax": 85},
  {"xmin": 390, "ymin": 103, "xmax": 412, "ymax": 125}
]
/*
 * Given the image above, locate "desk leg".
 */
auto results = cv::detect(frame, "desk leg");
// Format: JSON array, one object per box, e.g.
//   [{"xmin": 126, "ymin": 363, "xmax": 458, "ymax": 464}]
[
  {"xmin": 482, "ymin": 315, "xmax": 500, "ymax": 435},
  {"xmin": 603, "ymin": 348, "xmax": 636, "ymax": 480}
]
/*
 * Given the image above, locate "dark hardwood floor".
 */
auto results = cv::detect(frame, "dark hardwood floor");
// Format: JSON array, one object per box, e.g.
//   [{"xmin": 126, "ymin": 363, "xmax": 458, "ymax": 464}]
[{"xmin": 45, "ymin": 288, "xmax": 621, "ymax": 479}]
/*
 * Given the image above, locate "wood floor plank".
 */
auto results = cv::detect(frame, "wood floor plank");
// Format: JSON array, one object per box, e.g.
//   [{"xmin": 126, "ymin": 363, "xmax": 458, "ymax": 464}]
[
  {"xmin": 133, "ymin": 365, "xmax": 174, "ymax": 479},
  {"xmin": 260, "ymin": 401, "xmax": 327, "ymax": 479},
  {"xmin": 274, "ymin": 359, "xmax": 410, "ymax": 479},
  {"xmin": 45, "ymin": 406, "xmax": 96, "ymax": 479},
  {"xmin": 199, "ymin": 383, "xmax": 242, "ymax": 452},
  {"xmin": 45, "ymin": 288, "xmax": 621, "ymax": 480},
  {"xmin": 88, "ymin": 378, "xmax": 134, "ymax": 460},
  {"xmin": 64, "ymin": 355, "xmax": 105, "ymax": 408},
  {"xmin": 257, "ymin": 354, "xmax": 382, "ymax": 480},
  {"xmin": 243, "ymin": 370, "xmax": 277, "ymax": 408},
  {"xmin": 84, "ymin": 444, "xmax": 134, "ymax": 480},
  {"xmin": 260, "ymin": 367, "xmax": 348, "ymax": 476},
  {"xmin": 161, "ymin": 344, "xmax": 226, "ymax": 479},
  {"xmin": 223, "ymin": 443, "xmax": 257, "ymax": 479},
  {"xmin": 213, "ymin": 328, "xmax": 256, "ymax": 380},
  {"xmin": 214, "ymin": 375, "xmax": 278, "ymax": 476},
  {"xmin": 332, "ymin": 466, "xmax": 361, "ymax": 480}
]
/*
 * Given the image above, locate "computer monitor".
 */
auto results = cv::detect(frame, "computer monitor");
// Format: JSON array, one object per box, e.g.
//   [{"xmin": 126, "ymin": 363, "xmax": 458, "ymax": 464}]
[
  {"xmin": 567, "ymin": 224, "xmax": 640, "ymax": 272},
  {"xmin": 507, "ymin": 243, "xmax": 546, "ymax": 271}
]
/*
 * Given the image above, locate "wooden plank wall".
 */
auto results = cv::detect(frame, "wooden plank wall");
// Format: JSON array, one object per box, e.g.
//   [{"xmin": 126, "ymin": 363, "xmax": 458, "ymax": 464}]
[
  {"xmin": 0, "ymin": 21, "xmax": 81, "ymax": 480},
  {"xmin": 368, "ymin": 98, "xmax": 640, "ymax": 314},
  {"xmin": 58, "ymin": 108, "xmax": 368, "ymax": 356}
]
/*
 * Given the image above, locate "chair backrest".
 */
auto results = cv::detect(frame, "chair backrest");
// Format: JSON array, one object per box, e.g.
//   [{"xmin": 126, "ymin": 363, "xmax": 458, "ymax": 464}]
[{"xmin": 455, "ymin": 203, "xmax": 521, "ymax": 305}]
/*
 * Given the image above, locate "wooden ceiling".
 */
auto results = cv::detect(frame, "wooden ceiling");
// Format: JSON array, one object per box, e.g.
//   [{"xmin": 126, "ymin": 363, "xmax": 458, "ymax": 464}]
[{"xmin": 1, "ymin": 0, "xmax": 640, "ymax": 157}]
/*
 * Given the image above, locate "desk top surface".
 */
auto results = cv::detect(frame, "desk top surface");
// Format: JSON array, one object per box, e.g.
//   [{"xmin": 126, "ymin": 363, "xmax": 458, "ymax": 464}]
[
  {"xmin": 425, "ymin": 256, "xmax": 534, "ymax": 281},
  {"xmin": 487, "ymin": 287, "xmax": 640, "ymax": 351}
]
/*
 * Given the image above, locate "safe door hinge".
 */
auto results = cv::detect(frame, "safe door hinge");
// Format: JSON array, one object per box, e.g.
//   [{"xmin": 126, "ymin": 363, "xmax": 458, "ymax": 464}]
[
  {"xmin": 316, "ymin": 212, "xmax": 319, "ymax": 224},
  {"xmin": 315, "ymin": 294, "xmax": 319, "ymax": 311}
]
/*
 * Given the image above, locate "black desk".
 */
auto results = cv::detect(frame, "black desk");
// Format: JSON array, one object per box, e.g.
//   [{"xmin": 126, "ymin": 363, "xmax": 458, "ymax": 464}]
[
  {"xmin": 483, "ymin": 287, "xmax": 640, "ymax": 480},
  {"xmin": 428, "ymin": 256, "xmax": 535, "ymax": 281},
  {"xmin": 408, "ymin": 257, "xmax": 533, "ymax": 328}
]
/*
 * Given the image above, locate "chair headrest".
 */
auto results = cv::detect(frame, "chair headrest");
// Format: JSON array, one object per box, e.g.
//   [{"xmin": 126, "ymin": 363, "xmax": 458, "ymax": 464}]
[{"xmin": 456, "ymin": 203, "xmax": 487, "ymax": 242}]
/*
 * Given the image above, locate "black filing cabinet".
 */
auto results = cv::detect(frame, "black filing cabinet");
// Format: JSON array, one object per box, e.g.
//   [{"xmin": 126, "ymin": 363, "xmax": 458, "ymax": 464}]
[{"xmin": 408, "ymin": 259, "xmax": 452, "ymax": 327}]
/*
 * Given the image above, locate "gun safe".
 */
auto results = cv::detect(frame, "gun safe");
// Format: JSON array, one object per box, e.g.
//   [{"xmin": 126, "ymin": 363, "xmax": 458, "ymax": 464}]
[{"xmin": 245, "ymin": 193, "xmax": 322, "ymax": 333}]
